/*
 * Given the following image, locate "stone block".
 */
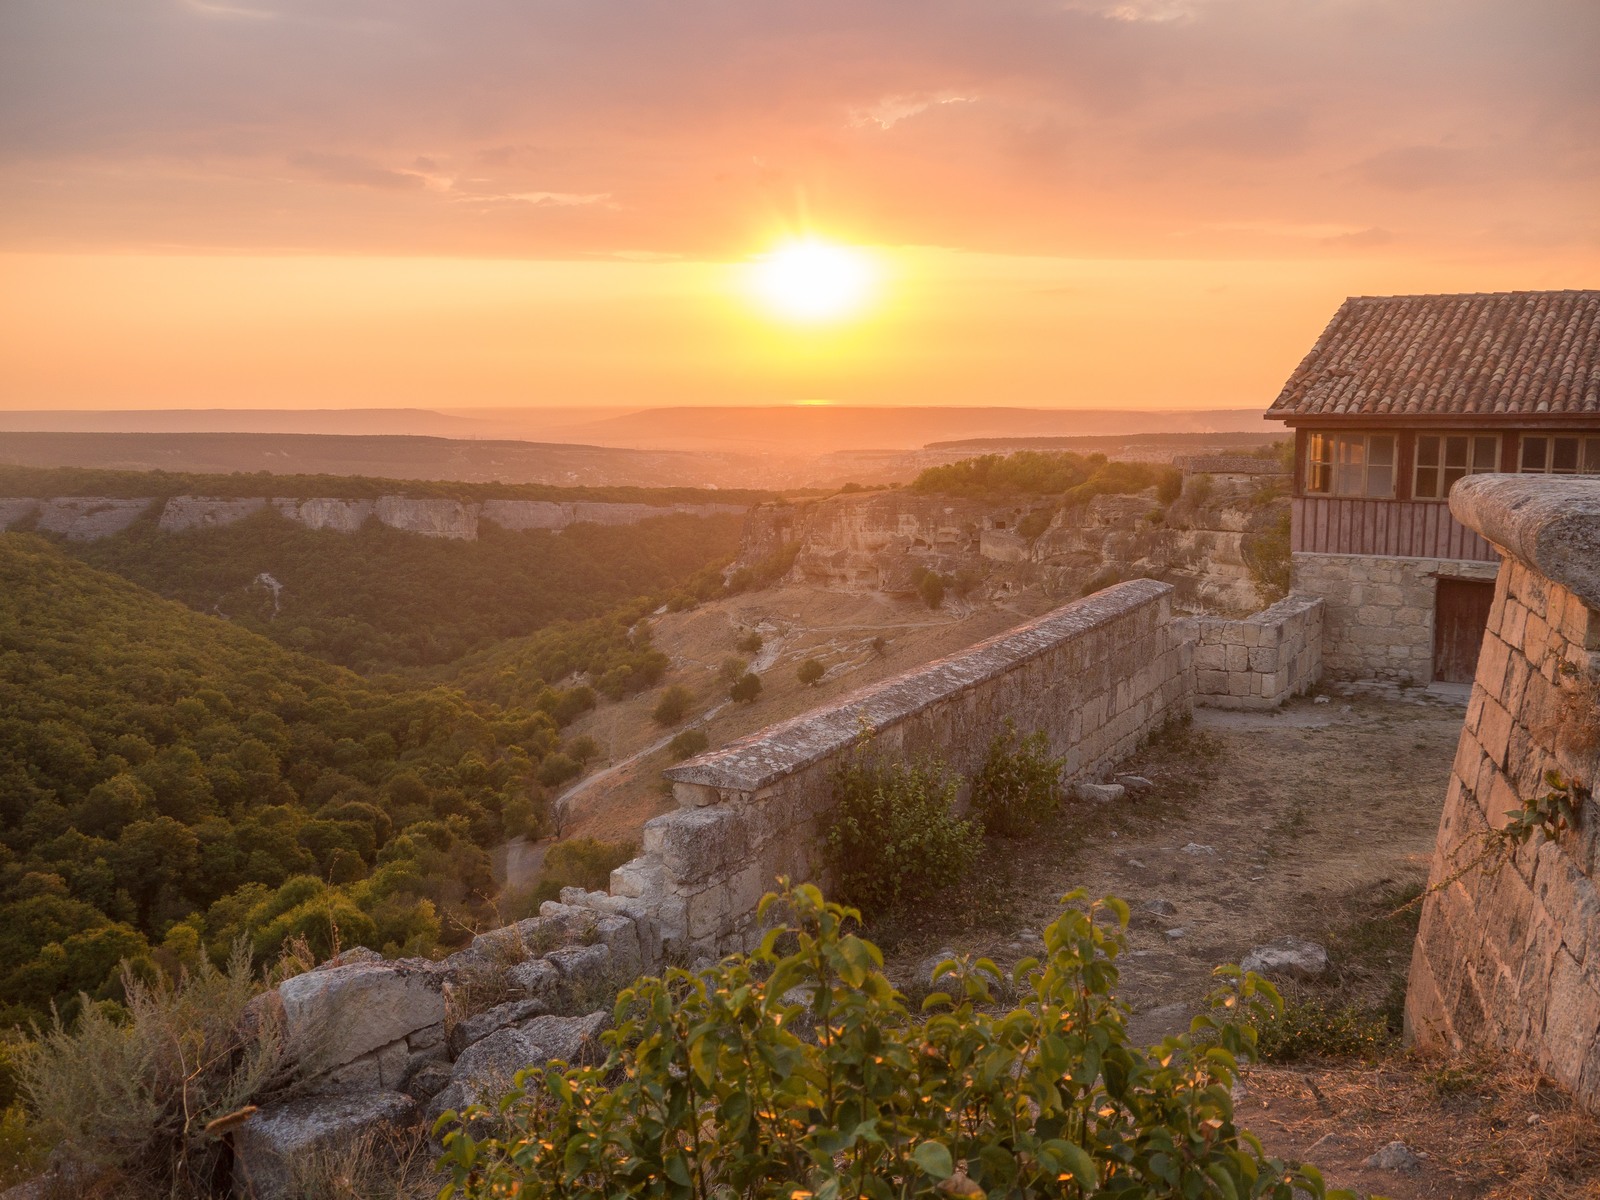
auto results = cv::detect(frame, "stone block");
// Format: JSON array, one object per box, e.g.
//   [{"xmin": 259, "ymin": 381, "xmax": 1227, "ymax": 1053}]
[
  {"xmin": 276, "ymin": 961, "xmax": 445, "ymax": 1078},
  {"xmin": 234, "ymin": 1092, "xmax": 418, "ymax": 1200},
  {"xmin": 642, "ymin": 806, "xmax": 747, "ymax": 886},
  {"xmin": 1224, "ymin": 643, "xmax": 1249, "ymax": 672},
  {"xmin": 1247, "ymin": 646, "xmax": 1279, "ymax": 673}
]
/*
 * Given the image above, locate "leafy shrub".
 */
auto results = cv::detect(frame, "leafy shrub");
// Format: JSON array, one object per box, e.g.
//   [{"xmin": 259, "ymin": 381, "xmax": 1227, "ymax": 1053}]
[
  {"xmin": 870, "ymin": 635, "xmax": 888, "ymax": 656},
  {"xmin": 735, "ymin": 631, "xmax": 763, "ymax": 655},
  {"xmin": 1156, "ymin": 470, "xmax": 1184, "ymax": 505},
  {"xmin": 796, "ymin": 658, "xmax": 825, "ymax": 686},
  {"xmin": 1080, "ymin": 566, "xmax": 1125, "ymax": 596},
  {"xmin": 1242, "ymin": 509, "xmax": 1292, "ymax": 603},
  {"xmin": 666, "ymin": 729, "xmax": 709, "ymax": 761},
  {"xmin": 970, "ymin": 723, "xmax": 1064, "ymax": 837},
  {"xmin": 718, "ymin": 656, "xmax": 748, "ymax": 684},
  {"xmin": 1016, "ymin": 507, "xmax": 1055, "ymax": 540},
  {"xmin": 437, "ymin": 883, "xmax": 1353, "ymax": 1200},
  {"xmin": 532, "ymin": 838, "xmax": 638, "ymax": 905},
  {"xmin": 913, "ymin": 568, "xmax": 945, "ymax": 609},
  {"xmin": 824, "ymin": 754, "xmax": 979, "ymax": 914},
  {"xmin": 1251, "ymin": 995, "xmax": 1394, "ymax": 1063},
  {"xmin": 16, "ymin": 944, "xmax": 291, "ymax": 1197},
  {"xmin": 651, "ymin": 685, "xmax": 693, "ymax": 726},
  {"xmin": 729, "ymin": 672, "xmax": 762, "ymax": 704}
]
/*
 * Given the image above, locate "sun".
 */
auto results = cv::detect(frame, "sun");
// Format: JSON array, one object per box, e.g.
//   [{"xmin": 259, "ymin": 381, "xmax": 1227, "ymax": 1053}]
[{"xmin": 751, "ymin": 238, "xmax": 876, "ymax": 323}]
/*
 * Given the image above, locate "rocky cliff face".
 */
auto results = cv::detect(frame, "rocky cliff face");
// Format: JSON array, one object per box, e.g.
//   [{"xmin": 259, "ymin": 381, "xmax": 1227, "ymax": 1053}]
[
  {"xmin": 0, "ymin": 495, "xmax": 753, "ymax": 542},
  {"xmin": 740, "ymin": 478, "xmax": 1283, "ymax": 615}
]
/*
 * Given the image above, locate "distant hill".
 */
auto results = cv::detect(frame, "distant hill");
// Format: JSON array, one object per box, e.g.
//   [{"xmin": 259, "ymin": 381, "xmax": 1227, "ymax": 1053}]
[{"xmin": 0, "ymin": 432, "xmax": 769, "ymax": 491}]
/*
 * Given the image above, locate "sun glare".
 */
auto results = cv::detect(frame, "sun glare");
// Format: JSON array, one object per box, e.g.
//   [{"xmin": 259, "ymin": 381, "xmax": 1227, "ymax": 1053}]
[{"xmin": 751, "ymin": 239, "xmax": 876, "ymax": 323}]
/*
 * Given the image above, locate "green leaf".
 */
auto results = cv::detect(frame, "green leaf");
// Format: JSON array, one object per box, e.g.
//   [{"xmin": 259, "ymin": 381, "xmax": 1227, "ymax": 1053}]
[
  {"xmin": 1056, "ymin": 1141, "xmax": 1096, "ymax": 1189},
  {"xmin": 912, "ymin": 1140, "xmax": 954, "ymax": 1180}
]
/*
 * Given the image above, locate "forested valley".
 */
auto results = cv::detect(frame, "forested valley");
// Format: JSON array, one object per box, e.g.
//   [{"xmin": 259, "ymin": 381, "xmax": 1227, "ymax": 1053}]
[{"xmin": 0, "ymin": 471, "xmax": 759, "ymax": 1026}]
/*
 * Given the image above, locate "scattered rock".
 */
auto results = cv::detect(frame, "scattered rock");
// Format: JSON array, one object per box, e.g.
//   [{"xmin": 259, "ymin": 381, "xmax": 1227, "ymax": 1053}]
[
  {"xmin": 448, "ymin": 997, "xmax": 550, "ymax": 1058},
  {"xmin": 546, "ymin": 942, "xmax": 614, "ymax": 1007},
  {"xmin": 400, "ymin": 1060, "xmax": 454, "ymax": 1104},
  {"xmin": 917, "ymin": 949, "xmax": 958, "ymax": 985},
  {"xmin": 1165, "ymin": 928, "xmax": 1187, "ymax": 940},
  {"xmin": 427, "ymin": 1011, "xmax": 609, "ymax": 1129},
  {"xmin": 1239, "ymin": 936, "xmax": 1329, "ymax": 980},
  {"xmin": 1180, "ymin": 843, "xmax": 1217, "ymax": 856},
  {"xmin": 1074, "ymin": 782, "xmax": 1126, "ymax": 804},
  {"xmin": 506, "ymin": 957, "xmax": 560, "ymax": 1004},
  {"xmin": 1364, "ymin": 1140, "xmax": 1423, "ymax": 1173},
  {"xmin": 1114, "ymin": 774, "xmax": 1156, "ymax": 794},
  {"xmin": 1313, "ymin": 695, "xmax": 1331, "ymax": 705},
  {"xmin": 1145, "ymin": 898, "xmax": 1177, "ymax": 917},
  {"xmin": 1305, "ymin": 1132, "xmax": 1351, "ymax": 1156},
  {"xmin": 235, "ymin": 1091, "xmax": 418, "ymax": 1200},
  {"xmin": 1126, "ymin": 858, "xmax": 1148, "ymax": 869}
]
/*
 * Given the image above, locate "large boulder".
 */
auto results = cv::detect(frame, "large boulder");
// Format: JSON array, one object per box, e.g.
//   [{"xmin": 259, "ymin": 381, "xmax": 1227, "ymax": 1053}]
[
  {"xmin": 427, "ymin": 1011, "xmax": 609, "ymax": 1128},
  {"xmin": 233, "ymin": 1091, "xmax": 417, "ymax": 1200},
  {"xmin": 448, "ymin": 997, "xmax": 549, "ymax": 1058},
  {"xmin": 1239, "ymin": 936, "xmax": 1328, "ymax": 980},
  {"xmin": 275, "ymin": 960, "xmax": 446, "ymax": 1076}
]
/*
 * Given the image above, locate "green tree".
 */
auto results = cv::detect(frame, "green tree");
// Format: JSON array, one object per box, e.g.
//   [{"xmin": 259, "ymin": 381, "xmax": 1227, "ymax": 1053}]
[
  {"xmin": 796, "ymin": 658, "xmax": 825, "ymax": 687},
  {"xmin": 729, "ymin": 672, "xmax": 762, "ymax": 704},
  {"xmin": 652, "ymin": 685, "xmax": 693, "ymax": 726}
]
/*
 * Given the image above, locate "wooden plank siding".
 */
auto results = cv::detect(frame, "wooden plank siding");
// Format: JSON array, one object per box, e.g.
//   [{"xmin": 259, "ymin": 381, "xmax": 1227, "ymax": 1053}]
[{"xmin": 1291, "ymin": 496, "xmax": 1498, "ymax": 561}]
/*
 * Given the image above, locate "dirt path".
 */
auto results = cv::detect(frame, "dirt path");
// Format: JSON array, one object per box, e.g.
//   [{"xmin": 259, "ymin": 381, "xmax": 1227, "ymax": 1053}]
[{"xmin": 877, "ymin": 692, "xmax": 1466, "ymax": 1041}]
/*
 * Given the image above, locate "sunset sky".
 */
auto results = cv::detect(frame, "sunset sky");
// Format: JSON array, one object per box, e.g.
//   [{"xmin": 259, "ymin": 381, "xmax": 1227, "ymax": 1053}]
[{"xmin": 1, "ymin": 0, "xmax": 1596, "ymax": 412}]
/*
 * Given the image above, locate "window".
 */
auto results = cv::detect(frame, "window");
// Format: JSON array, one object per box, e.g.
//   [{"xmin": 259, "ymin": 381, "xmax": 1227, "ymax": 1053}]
[
  {"xmin": 1305, "ymin": 432, "xmax": 1396, "ymax": 498},
  {"xmin": 1518, "ymin": 435, "xmax": 1600, "ymax": 475},
  {"xmin": 1414, "ymin": 434, "xmax": 1499, "ymax": 499}
]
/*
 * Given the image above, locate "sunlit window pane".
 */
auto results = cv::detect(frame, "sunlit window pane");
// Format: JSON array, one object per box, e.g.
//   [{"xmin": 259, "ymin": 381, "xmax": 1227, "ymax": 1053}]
[{"xmin": 1473, "ymin": 437, "xmax": 1498, "ymax": 470}]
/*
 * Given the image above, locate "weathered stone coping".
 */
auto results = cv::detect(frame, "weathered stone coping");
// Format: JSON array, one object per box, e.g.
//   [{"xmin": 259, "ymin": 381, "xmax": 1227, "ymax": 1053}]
[
  {"xmin": 663, "ymin": 578, "xmax": 1172, "ymax": 794},
  {"xmin": 1450, "ymin": 476, "xmax": 1600, "ymax": 611}
]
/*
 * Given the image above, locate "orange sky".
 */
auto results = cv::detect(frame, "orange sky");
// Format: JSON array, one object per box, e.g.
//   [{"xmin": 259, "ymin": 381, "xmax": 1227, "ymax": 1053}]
[{"xmin": 1, "ymin": 0, "xmax": 1596, "ymax": 411}]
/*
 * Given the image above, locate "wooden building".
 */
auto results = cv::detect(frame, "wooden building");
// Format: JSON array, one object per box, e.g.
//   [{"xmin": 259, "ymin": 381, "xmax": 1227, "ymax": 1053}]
[{"xmin": 1266, "ymin": 290, "xmax": 1600, "ymax": 684}]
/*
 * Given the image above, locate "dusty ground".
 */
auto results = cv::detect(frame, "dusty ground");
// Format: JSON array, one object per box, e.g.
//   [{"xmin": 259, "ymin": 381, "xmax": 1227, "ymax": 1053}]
[{"xmin": 554, "ymin": 581, "xmax": 1065, "ymax": 845}]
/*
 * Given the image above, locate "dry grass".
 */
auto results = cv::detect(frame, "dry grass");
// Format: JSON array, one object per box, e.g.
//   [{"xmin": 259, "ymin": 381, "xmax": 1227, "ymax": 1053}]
[
  {"xmin": 285, "ymin": 1122, "xmax": 442, "ymax": 1199},
  {"xmin": 1242, "ymin": 1052, "xmax": 1600, "ymax": 1199}
]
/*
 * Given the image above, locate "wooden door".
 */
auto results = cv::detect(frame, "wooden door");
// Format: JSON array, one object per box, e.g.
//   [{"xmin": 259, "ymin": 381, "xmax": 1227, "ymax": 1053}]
[{"xmin": 1433, "ymin": 578, "xmax": 1495, "ymax": 684}]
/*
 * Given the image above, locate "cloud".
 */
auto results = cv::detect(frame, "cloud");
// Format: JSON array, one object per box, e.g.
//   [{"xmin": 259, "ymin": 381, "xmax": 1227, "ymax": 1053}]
[
  {"xmin": 0, "ymin": 0, "xmax": 1594, "ymax": 260},
  {"xmin": 288, "ymin": 151, "xmax": 425, "ymax": 190}
]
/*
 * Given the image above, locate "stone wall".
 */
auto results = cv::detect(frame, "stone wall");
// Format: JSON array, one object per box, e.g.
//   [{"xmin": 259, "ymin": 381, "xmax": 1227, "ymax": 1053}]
[
  {"xmin": 1292, "ymin": 551, "xmax": 1500, "ymax": 683},
  {"xmin": 1406, "ymin": 476, "xmax": 1600, "ymax": 1112},
  {"xmin": 1189, "ymin": 595, "xmax": 1324, "ymax": 710},
  {"xmin": 0, "ymin": 494, "xmax": 750, "ymax": 541},
  {"xmin": 611, "ymin": 579, "xmax": 1193, "ymax": 960}
]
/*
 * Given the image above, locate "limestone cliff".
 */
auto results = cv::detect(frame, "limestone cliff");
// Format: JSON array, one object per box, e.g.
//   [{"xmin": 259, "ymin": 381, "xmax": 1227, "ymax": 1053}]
[{"xmin": 739, "ymin": 476, "xmax": 1284, "ymax": 615}]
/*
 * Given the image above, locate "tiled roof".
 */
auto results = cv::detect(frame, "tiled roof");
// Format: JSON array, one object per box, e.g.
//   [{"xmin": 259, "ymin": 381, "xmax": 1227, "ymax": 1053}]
[{"xmin": 1267, "ymin": 290, "xmax": 1600, "ymax": 420}]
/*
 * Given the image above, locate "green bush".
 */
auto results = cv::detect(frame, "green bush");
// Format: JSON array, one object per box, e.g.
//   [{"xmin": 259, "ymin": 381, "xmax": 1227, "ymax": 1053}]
[
  {"xmin": 796, "ymin": 658, "xmax": 825, "ymax": 687},
  {"xmin": 666, "ymin": 729, "xmax": 709, "ymax": 761},
  {"xmin": 1251, "ymin": 995, "xmax": 1394, "ymax": 1063},
  {"xmin": 1242, "ymin": 509, "xmax": 1292, "ymax": 603},
  {"xmin": 729, "ymin": 672, "xmax": 762, "ymax": 704},
  {"xmin": 913, "ymin": 568, "xmax": 945, "ymax": 610},
  {"xmin": 824, "ymin": 754, "xmax": 979, "ymax": 915},
  {"xmin": 532, "ymin": 838, "xmax": 638, "ymax": 905},
  {"xmin": 437, "ymin": 883, "xmax": 1353, "ymax": 1200},
  {"xmin": 970, "ymin": 723, "xmax": 1064, "ymax": 837},
  {"xmin": 651, "ymin": 685, "xmax": 693, "ymax": 726},
  {"xmin": 735, "ymin": 631, "xmax": 763, "ymax": 655},
  {"xmin": 538, "ymin": 753, "xmax": 581, "ymax": 788}
]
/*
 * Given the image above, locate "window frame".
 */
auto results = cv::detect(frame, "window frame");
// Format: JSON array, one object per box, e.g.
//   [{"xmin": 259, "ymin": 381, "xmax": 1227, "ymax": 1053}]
[
  {"xmin": 1412, "ymin": 432, "xmax": 1501, "ymax": 501},
  {"xmin": 1517, "ymin": 433, "xmax": 1600, "ymax": 476},
  {"xmin": 1304, "ymin": 431, "xmax": 1398, "ymax": 499}
]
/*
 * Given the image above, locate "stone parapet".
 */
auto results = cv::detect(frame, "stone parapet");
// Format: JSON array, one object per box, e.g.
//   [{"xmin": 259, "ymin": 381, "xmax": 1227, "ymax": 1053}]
[
  {"xmin": 1407, "ymin": 477, "xmax": 1600, "ymax": 1113},
  {"xmin": 1189, "ymin": 594, "xmax": 1324, "ymax": 710},
  {"xmin": 1449, "ymin": 475, "xmax": 1600, "ymax": 613},
  {"xmin": 624, "ymin": 580, "xmax": 1193, "ymax": 959}
]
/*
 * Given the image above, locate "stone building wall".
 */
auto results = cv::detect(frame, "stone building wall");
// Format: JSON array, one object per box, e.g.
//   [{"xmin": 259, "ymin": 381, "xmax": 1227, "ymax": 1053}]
[
  {"xmin": 1406, "ymin": 476, "xmax": 1600, "ymax": 1112},
  {"xmin": 1189, "ymin": 595, "xmax": 1324, "ymax": 710},
  {"xmin": 1292, "ymin": 551, "xmax": 1500, "ymax": 683},
  {"xmin": 611, "ymin": 579, "xmax": 1193, "ymax": 960}
]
